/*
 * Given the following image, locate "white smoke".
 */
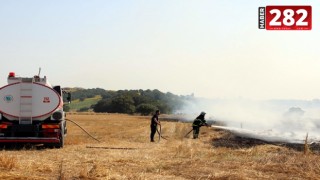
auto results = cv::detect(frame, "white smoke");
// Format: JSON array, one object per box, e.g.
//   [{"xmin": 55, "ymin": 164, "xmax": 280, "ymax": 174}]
[{"xmin": 180, "ymin": 98, "xmax": 320, "ymax": 143}]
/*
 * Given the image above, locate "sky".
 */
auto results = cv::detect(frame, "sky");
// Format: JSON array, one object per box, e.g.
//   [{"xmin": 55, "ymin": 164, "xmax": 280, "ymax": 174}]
[{"xmin": 0, "ymin": 0, "xmax": 319, "ymax": 100}]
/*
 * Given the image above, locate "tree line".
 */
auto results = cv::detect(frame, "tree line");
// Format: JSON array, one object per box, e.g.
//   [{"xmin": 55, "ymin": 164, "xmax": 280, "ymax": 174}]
[{"xmin": 65, "ymin": 88, "xmax": 193, "ymax": 115}]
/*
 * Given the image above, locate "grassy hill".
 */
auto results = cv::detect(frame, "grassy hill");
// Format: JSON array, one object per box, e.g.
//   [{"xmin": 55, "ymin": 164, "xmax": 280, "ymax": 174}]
[{"xmin": 67, "ymin": 95, "xmax": 102, "ymax": 112}]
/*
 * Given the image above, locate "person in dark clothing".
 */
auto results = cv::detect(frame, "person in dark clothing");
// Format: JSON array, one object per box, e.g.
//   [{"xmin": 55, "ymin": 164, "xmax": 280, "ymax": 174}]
[
  {"xmin": 192, "ymin": 111, "xmax": 209, "ymax": 139},
  {"xmin": 150, "ymin": 110, "xmax": 161, "ymax": 142}
]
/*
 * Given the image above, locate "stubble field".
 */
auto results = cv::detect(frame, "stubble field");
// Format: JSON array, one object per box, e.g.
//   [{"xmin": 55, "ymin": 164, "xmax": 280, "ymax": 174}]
[{"xmin": 0, "ymin": 113, "xmax": 320, "ymax": 179}]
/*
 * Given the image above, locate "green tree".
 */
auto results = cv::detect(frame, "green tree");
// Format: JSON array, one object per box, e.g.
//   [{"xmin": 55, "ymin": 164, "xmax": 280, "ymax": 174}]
[
  {"xmin": 92, "ymin": 89, "xmax": 186, "ymax": 114},
  {"xmin": 110, "ymin": 95, "xmax": 136, "ymax": 114},
  {"xmin": 93, "ymin": 99, "xmax": 112, "ymax": 112},
  {"xmin": 136, "ymin": 103, "xmax": 157, "ymax": 115}
]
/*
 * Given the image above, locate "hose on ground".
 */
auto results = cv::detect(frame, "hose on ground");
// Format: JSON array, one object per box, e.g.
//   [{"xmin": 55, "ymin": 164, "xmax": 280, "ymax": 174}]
[{"xmin": 65, "ymin": 119, "xmax": 101, "ymax": 142}]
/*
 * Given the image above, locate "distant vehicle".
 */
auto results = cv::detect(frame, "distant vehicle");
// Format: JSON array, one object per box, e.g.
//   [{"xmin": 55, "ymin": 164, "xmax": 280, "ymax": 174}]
[{"xmin": 0, "ymin": 72, "xmax": 71, "ymax": 148}]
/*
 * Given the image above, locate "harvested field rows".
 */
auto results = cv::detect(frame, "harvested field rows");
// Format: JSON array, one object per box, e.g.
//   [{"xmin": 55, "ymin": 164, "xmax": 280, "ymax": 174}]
[{"xmin": 0, "ymin": 114, "xmax": 319, "ymax": 179}]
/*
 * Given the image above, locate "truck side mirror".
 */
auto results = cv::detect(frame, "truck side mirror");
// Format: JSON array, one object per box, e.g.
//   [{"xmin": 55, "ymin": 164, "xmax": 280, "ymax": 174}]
[{"xmin": 67, "ymin": 92, "xmax": 71, "ymax": 103}]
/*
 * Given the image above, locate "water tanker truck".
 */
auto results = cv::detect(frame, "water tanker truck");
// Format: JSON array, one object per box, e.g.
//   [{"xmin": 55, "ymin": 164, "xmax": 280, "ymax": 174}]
[{"xmin": 0, "ymin": 72, "xmax": 70, "ymax": 148}]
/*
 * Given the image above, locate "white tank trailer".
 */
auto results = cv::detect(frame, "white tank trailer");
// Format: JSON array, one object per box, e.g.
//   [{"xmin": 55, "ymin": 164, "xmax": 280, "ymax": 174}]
[{"xmin": 0, "ymin": 72, "xmax": 70, "ymax": 148}]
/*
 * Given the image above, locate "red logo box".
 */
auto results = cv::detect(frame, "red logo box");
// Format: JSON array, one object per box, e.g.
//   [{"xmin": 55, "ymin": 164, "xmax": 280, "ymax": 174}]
[{"xmin": 266, "ymin": 6, "xmax": 312, "ymax": 30}]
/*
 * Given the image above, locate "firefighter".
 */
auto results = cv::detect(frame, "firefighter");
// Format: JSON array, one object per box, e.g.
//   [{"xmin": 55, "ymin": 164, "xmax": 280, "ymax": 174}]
[
  {"xmin": 192, "ymin": 111, "xmax": 209, "ymax": 139},
  {"xmin": 150, "ymin": 110, "xmax": 161, "ymax": 142}
]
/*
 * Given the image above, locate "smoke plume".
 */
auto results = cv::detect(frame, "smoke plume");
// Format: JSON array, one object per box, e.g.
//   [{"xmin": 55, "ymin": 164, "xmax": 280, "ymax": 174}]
[{"xmin": 180, "ymin": 98, "xmax": 320, "ymax": 143}]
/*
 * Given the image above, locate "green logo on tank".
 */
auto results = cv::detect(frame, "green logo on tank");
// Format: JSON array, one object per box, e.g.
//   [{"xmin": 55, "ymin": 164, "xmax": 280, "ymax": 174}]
[{"xmin": 4, "ymin": 95, "xmax": 13, "ymax": 103}]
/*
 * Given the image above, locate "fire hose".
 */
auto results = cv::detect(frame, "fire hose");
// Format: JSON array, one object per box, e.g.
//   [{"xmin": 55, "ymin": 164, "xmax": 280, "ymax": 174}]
[
  {"xmin": 184, "ymin": 124, "xmax": 210, "ymax": 138},
  {"xmin": 156, "ymin": 125, "xmax": 168, "ymax": 142},
  {"xmin": 66, "ymin": 119, "xmax": 144, "ymax": 150},
  {"xmin": 65, "ymin": 119, "xmax": 101, "ymax": 142},
  {"xmin": 184, "ymin": 128, "xmax": 194, "ymax": 138}
]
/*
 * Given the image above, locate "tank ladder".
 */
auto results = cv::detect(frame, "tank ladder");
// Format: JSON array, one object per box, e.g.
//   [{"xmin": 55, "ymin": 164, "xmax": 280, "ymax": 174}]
[{"xmin": 19, "ymin": 81, "xmax": 33, "ymax": 124}]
